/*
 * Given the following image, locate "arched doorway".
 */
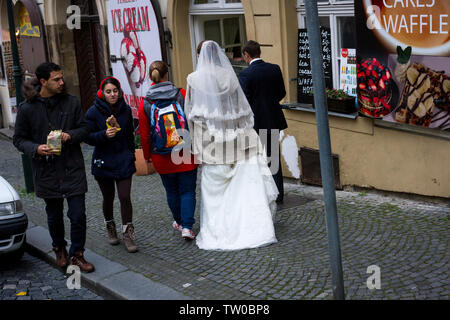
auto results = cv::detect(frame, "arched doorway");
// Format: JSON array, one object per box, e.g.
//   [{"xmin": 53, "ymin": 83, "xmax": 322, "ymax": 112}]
[
  {"xmin": 72, "ymin": 0, "xmax": 106, "ymax": 113},
  {"xmin": 0, "ymin": 0, "xmax": 47, "ymax": 127}
]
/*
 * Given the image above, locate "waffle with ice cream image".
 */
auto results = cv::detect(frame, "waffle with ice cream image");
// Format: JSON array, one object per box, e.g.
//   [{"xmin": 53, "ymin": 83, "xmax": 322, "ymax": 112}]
[{"xmin": 394, "ymin": 63, "xmax": 449, "ymax": 128}]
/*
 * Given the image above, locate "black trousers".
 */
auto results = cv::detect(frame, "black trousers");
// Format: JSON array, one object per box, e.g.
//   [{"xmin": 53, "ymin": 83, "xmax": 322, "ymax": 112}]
[
  {"xmin": 44, "ymin": 194, "xmax": 86, "ymax": 257},
  {"xmin": 259, "ymin": 129, "xmax": 284, "ymax": 202}
]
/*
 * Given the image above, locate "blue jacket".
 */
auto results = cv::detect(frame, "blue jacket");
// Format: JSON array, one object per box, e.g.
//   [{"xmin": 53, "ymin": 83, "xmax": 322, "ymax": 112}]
[
  {"xmin": 85, "ymin": 97, "xmax": 136, "ymax": 180},
  {"xmin": 238, "ymin": 60, "xmax": 288, "ymax": 132}
]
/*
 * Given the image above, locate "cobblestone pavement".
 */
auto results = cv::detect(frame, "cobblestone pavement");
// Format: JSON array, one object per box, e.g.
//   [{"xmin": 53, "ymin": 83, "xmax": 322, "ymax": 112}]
[
  {"xmin": 0, "ymin": 252, "xmax": 103, "ymax": 300},
  {"xmin": 0, "ymin": 135, "xmax": 449, "ymax": 300}
]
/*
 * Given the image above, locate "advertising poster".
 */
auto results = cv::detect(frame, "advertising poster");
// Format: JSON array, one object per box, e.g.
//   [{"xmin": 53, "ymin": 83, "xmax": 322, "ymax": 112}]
[
  {"xmin": 106, "ymin": 0, "xmax": 165, "ymax": 118},
  {"xmin": 355, "ymin": 0, "xmax": 450, "ymax": 131},
  {"xmin": 19, "ymin": 5, "xmax": 40, "ymax": 38},
  {"xmin": 340, "ymin": 48, "xmax": 357, "ymax": 97}
]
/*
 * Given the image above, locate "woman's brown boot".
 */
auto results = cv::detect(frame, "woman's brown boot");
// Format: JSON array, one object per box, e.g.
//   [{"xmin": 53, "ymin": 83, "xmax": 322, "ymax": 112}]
[
  {"xmin": 123, "ymin": 223, "xmax": 138, "ymax": 253},
  {"xmin": 106, "ymin": 220, "xmax": 120, "ymax": 245}
]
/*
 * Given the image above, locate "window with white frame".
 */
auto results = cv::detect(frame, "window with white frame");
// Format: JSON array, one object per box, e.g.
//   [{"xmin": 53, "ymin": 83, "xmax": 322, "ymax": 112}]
[
  {"xmin": 190, "ymin": 0, "xmax": 246, "ymax": 75},
  {"xmin": 297, "ymin": 0, "xmax": 356, "ymax": 93},
  {"xmin": 192, "ymin": 0, "xmax": 242, "ymax": 9}
]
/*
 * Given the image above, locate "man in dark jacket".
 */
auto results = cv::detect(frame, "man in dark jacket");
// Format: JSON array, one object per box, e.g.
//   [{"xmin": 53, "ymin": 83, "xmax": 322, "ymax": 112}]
[
  {"xmin": 238, "ymin": 40, "xmax": 288, "ymax": 203},
  {"xmin": 13, "ymin": 62, "xmax": 94, "ymax": 273}
]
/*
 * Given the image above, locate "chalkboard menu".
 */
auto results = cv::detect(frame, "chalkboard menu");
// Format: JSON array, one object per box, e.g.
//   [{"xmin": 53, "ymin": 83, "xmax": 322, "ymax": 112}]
[{"xmin": 298, "ymin": 27, "xmax": 332, "ymax": 104}]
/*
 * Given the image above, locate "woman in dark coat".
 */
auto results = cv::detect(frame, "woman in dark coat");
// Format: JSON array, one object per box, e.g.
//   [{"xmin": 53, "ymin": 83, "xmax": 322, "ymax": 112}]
[{"xmin": 85, "ymin": 77, "xmax": 138, "ymax": 253}]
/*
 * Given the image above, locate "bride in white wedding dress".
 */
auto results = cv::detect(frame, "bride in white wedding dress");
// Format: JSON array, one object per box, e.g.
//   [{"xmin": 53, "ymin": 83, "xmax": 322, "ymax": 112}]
[{"xmin": 185, "ymin": 40, "xmax": 278, "ymax": 251}]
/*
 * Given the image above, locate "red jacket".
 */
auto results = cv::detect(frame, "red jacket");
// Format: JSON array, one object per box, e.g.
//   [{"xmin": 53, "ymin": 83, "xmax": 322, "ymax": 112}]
[{"xmin": 138, "ymin": 85, "xmax": 198, "ymax": 175}]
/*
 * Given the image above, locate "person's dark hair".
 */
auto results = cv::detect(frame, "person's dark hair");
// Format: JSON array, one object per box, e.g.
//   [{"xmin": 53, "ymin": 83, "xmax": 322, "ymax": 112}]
[
  {"xmin": 101, "ymin": 77, "xmax": 121, "ymax": 91},
  {"xmin": 150, "ymin": 61, "xmax": 169, "ymax": 83},
  {"xmin": 242, "ymin": 40, "xmax": 261, "ymax": 59},
  {"xmin": 35, "ymin": 62, "xmax": 61, "ymax": 81},
  {"xmin": 197, "ymin": 40, "xmax": 208, "ymax": 55}
]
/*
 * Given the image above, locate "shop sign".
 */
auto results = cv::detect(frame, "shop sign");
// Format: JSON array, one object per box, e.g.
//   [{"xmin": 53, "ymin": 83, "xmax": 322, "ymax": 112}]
[
  {"xmin": 106, "ymin": 0, "xmax": 166, "ymax": 118},
  {"xmin": 355, "ymin": 0, "xmax": 449, "ymax": 131},
  {"xmin": 19, "ymin": 5, "xmax": 40, "ymax": 38}
]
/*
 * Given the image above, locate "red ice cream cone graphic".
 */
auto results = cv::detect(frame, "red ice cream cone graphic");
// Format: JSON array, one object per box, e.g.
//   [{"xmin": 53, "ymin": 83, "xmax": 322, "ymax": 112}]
[{"xmin": 120, "ymin": 23, "xmax": 147, "ymax": 97}]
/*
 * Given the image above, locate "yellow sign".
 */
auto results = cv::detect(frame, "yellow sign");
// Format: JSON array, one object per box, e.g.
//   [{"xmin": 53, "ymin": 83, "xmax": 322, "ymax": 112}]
[{"xmin": 19, "ymin": 5, "xmax": 40, "ymax": 38}]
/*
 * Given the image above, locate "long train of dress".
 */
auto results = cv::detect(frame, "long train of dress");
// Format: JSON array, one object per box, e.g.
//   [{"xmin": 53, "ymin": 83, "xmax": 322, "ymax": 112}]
[{"xmin": 196, "ymin": 154, "xmax": 278, "ymax": 251}]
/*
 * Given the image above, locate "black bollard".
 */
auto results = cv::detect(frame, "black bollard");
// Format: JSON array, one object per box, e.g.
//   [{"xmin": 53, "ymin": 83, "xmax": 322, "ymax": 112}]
[{"xmin": 21, "ymin": 153, "xmax": 34, "ymax": 193}]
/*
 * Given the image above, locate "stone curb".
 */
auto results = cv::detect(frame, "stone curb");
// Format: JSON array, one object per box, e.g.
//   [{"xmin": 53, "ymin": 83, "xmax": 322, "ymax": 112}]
[
  {"xmin": 0, "ymin": 128, "xmax": 14, "ymax": 140},
  {"xmin": 25, "ymin": 223, "xmax": 192, "ymax": 300}
]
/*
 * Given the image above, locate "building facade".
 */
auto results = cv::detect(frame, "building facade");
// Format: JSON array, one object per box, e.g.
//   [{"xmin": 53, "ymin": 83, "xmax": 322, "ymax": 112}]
[{"xmin": 1, "ymin": 0, "xmax": 449, "ymax": 197}]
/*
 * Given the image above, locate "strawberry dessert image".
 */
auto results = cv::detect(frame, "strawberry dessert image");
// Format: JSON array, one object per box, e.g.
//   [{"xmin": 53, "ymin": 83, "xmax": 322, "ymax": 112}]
[
  {"xmin": 120, "ymin": 22, "xmax": 147, "ymax": 97},
  {"xmin": 357, "ymin": 58, "xmax": 393, "ymax": 118}
]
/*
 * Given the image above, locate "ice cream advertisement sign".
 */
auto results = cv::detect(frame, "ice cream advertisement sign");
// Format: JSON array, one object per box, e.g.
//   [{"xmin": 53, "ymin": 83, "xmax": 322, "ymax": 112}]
[
  {"xmin": 107, "ymin": 0, "xmax": 166, "ymax": 118},
  {"xmin": 355, "ymin": 0, "xmax": 450, "ymax": 131}
]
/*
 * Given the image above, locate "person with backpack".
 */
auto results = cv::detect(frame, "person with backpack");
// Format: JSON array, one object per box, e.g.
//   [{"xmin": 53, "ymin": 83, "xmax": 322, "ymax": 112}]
[
  {"xmin": 84, "ymin": 76, "xmax": 138, "ymax": 253},
  {"xmin": 138, "ymin": 61, "xmax": 199, "ymax": 240}
]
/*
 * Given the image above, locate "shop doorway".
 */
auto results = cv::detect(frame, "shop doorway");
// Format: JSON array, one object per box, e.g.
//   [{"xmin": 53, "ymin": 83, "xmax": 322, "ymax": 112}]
[{"xmin": 72, "ymin": 0, "xmax": 106, "ymax": 113}]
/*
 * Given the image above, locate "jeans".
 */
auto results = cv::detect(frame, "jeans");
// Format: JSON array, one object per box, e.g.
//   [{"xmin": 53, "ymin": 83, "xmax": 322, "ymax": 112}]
[
  {"xmin": 44, "ymin": 194, "xmax": 87, "ymax": 257},
  {"xmin": 160, "ymin": 169, "xmax": 197, "ymax": 230}
]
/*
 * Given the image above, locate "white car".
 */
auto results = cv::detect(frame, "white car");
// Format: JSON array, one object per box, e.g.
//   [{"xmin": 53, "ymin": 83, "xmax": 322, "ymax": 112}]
[{"xmin": 0, "ymin": 176, "xmax": 28, "ymax": 262}]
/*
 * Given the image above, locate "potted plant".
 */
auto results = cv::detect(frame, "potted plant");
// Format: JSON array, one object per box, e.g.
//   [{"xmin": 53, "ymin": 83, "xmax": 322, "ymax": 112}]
[
  {"xmin": 134, "ymin": 128, "xmax": 155, "ymax": 176},
  {"xmin": 311, "ymin": 88, "xmax": 356, "ymax": 114}
]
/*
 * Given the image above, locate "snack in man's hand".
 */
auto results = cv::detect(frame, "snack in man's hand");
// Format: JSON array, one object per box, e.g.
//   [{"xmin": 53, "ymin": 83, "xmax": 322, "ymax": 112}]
[
  {"xmin": 47, "ymin": 130, "xmax": 62, "ymax": 155},
  {"xmin": 106, "ymin": 115, "xmax": 121, "ymax": 131}
]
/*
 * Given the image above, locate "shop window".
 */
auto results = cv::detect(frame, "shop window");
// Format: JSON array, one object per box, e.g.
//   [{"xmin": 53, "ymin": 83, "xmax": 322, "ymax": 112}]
[
  {"xmin": 190, "ymin": 0, "xmax": 246, "ymax": 75},
  {"xmin": 298, "ymin": 0, "xmax": 354, "ymax": 4},
  {"xmin": 192, "ymin": 0, "xmax": 242, "ymax": 9},
  {"xmin": 194, "ymin": 0, "xmax": 220, "ymax": 4},
  {"xmin": 297, "ymin": 0, "xmax": 357, "ymax": 102}
]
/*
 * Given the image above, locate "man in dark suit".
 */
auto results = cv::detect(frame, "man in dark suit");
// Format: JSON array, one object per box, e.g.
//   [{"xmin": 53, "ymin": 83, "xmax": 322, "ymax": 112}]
[{"xmin": 238, "ymin": 40, "xmax": 288, "ymax": 203}]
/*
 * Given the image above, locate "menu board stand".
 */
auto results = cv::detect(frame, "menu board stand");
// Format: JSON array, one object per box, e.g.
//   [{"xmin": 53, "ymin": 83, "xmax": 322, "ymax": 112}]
[{"xmin": 297, "ymin": 27, "xmax": 332, "ymax": 104}]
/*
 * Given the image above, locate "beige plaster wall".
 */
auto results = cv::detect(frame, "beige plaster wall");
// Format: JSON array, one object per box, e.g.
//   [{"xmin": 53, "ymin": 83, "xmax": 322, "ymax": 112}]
[
  {"xmin": 284, "ymin": 110, "xmax": 450, "ymax": 198},
  {"xmin": 242, "ymin": 0, "xmax": 298, "ymax": 103},
  {"xmin": 42, "ymin": 0, "xmax": 83, "ymax": 101},
  {"xmin": 166, "ymin": 0, "xmax": 193, "ymax": 90},
  {"xmin": 164, "ymin": 0, "xmax": 450, "ymax": 198}
]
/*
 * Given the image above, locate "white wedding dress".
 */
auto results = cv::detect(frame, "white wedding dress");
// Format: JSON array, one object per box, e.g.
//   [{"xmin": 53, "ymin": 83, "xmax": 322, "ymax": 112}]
[
  {"xmin": 185, "ymin": 41, "xmax": 278, "ymax": 251},
  {"xmin": 196, "ymin": 154, "xmax": 278, "ymax": 251}
]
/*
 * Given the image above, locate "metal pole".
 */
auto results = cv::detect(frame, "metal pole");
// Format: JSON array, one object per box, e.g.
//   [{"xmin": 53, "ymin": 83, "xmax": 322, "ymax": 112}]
[
  {"xmin": 304, "ymin": 0, "xmax": 345, "ymax": 300},
  {"xmin": 6, "ymin": 0, "xmax": 34, "ymax": 193}
]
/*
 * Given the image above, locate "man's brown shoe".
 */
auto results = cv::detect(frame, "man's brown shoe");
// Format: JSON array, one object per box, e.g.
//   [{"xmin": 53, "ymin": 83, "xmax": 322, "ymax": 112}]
[
  {"xmin": 53, "ymin": 247, "xmax": 69, "ymax": 268},
  {"xmin": 71, "ymin": 251, "xmax": 95, "ymax": 273}
]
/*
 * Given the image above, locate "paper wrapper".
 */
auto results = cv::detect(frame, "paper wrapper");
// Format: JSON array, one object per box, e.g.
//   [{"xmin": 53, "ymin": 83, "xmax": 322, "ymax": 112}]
[
  {"xmin": 106, "ymin": 116, "xmax": 122, "ymax": 131},
  {"xmin": 47, "ymin": 130, "xmax": 62, "ymax": 155}
]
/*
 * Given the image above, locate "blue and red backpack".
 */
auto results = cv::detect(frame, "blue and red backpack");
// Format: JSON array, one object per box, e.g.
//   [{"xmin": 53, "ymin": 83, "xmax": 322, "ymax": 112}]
[{"xmin": 144, "ymin": 90, "xmax": 189, "ymax": 155}]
